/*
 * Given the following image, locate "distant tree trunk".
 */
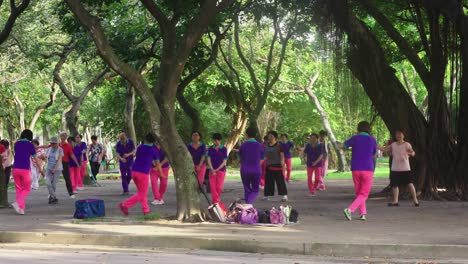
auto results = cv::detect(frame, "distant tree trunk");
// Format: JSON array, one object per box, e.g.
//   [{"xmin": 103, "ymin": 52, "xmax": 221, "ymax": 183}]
[
  {"xmin": 29, "ymin": 84, "xmax": 58, "ymax": 131},
  {"xmin": 176, "ymin": 91, "xmax": 203, "ymax": 133},
  {"xmin": 124, "ymin": 83, "xmax": 137, "ymax": 141},
  {"xmin": 302, "ymin": 72, "xmax": 348, "ymax": 172},
  {"xmin": 42, "ymin": 123, "xmax": 50, "ymax": 143},
  {"xmin": 225, "ymin": 109, "xmax": 248, "ymax": 155},
  {"xmin": 13, "ymin": 93, "xmax": 25, "ymax": 131},
  {"xmin": 401, "ymin": 69, "xmax": 416, "ymax": 104},
  {"xmin": 6, "ymin": 119, "xmax": 16, "ymax": 141},
  {"xmin": 61, "ymin": 105, "xmax": 71, "ymax": 132}
]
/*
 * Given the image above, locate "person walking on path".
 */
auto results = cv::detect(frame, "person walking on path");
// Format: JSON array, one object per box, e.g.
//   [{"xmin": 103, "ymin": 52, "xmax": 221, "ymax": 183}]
[
  {"xmin": 1, "ymin": 140, "xmax": 13, "ymax": 186},
  {"xmin": 187, "ymin": 131, "xmax": 207, "ymax": 185},
  {"xmin": 207, "ymin": 133, "xmax": 228, "ymax": 205},
  {"xmin": 67, "ymin": 137, "xmax": 82, "ymax": 194},
  {"xmin": 150, "ymin": 144, "xmax": 170, "ymax": 205},
  {"xmin": 59, "ymin": 132, "xmax": 80, "ymax": 199},
  {"xmin": 44, "ymin": 137, "xmax": 64, "ymax": 205},
  {"xmin": 119, "ymin": 133, "xmax": 159, "ymax": 216},
  {"xmin": 280, "ymin": 134, "xmax": 294, "ymax": 183},
  {"xmin": 318, "ymin": 130, "xmax": 334, "ymax": 191},
  {"xmin": 30, "ymin": 139, "xmax": 44, "ymax": 190},
  {"xmin": 238, "ymin": 127, "xmax": 264, "ymax": 204},
  {"xmin": 11, "ymin": 129, "xmax": 43, "ymax": 215},
  {"xmin": 115, "ymin": 132, "xmax": 136, "ymax": 195},
  {"xmin": 338, "ymin": 121, "xmax": 377, "ymax": 221},
  {"xmin": 88, "ymin": 135, "xmax": 104, "ymax": 185},
  {"xmin": 302, "ymin": 133, "xmax": 324, "ymax": 196},
  {"xmin": 264, "ymin": 131, "xmax": 288, "ymax": 202},
  {"xmin": 260, "ymin": 135, "xmax": 268, "ymax": 189},
  {"xmin": 379, "ymin": 130, "xmax": 419, "ymax": 207},
  {"xmin": 76, "ymin": 134, "xmax": 87, "ymax": 190}
]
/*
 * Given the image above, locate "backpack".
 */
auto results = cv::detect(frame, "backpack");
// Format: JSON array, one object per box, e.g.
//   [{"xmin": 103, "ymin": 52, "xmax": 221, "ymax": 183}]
[
  {"xmin": 280, "ymin": 205, "xmax": 292, "ymax": 225},
  {"xmin": 269, "ymin": 207, "xmax": 284, "ymax": 224},
  {"xmin": 73, "ymin": 199, "xmax": 105, "ymax": 219},
  {"xmin": 289, "ymin": 209, "xmax": 299, "ymax": 223},
  {"xmin": 258, "ymin": 210, "xmax": 271, "ymax": 224},
  {"xmin": 238, "ymin": 206, "xmax": 258, "ymax": 224}
]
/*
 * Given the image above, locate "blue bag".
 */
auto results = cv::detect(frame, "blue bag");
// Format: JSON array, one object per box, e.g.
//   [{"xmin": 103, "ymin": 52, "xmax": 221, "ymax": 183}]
[{"xmin": 73, "ymin": 199, "xmax": 105, "ymax": 219}]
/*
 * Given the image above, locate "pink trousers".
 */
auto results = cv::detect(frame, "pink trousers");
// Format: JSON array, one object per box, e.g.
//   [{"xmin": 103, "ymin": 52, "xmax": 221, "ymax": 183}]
[
  {"xmin": 209, "ymin": 170, "xmax": 226, "ymax": 204},
  {"xmin": 319, "ymin": 158, "xmax": 328, "ymax": 190},
  {"xmin": 283, "ymin": 158, "xmax": 292, "ymax": 182},
  {"xmin": 348, "ymin": 170, "xmax": 374, "ymax": 215},
  {"xmin": 69, "ymin": 166, "xmax": 81, "ymax": 192},
  {"xmin": 78, "ymin": 160, "xmax": 87, "ymax": 188},
  {"xmin": 122, "ymin": 171, "xmax": 150, "ymax": 214},
  {"xmin": 307, "ymin": 167, "xmax": 322, "ymax": 194},
  {"xmin": 13, "ymin": 168, "xmax": 31, "ymax": 210},
  {"xmin": 195, "ymin": 164, "xmax": 206, "ymax": 184},
  {"xmin": 150, "ymin": 167, "xmax": 169, "ymax": 201}
]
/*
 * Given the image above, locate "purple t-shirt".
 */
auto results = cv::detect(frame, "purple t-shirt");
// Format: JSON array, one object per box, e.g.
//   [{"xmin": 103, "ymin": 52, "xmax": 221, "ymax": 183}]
[
  {"xmin": 280, "ymin": 141, "xmax": 294, "ymax": 159},
  {"xmin": 69, "ymin": 143, "xmax": 83, "ymax": 168},
  {"xmin": 304, "ymin": 143, "xmax": 324, "ymax": 167},
  {"xmin": 115, "ymin": 139, "xmax": 135, "ymax": 167},
  {"xmin": 344, "ymin": 132, "xmax": 377, "ymax": 171},
  {"xmin": 208, "ymin": 145, "xmax": 228, "ymax": 171},
  {"xmin": 132, "ymin": 144, "xmax": 159, "ymax": 174},
  {"xmin": 79, "ymin": 142, "xmax": 87, "ymax": 161},
  {"xmin": 13, "ymin": 139, "xmax": 37, "ymax": 169},
  {"xmin": 156, "ymin": 145, "xmax": 169, "ymax": 169},
  {"xmin": 239, "ymin": 139, "xmax": 264, "ymax": 173},
  {"xmin": 187, "ymin": 143, "xmax": 206, "ymax": 165}
]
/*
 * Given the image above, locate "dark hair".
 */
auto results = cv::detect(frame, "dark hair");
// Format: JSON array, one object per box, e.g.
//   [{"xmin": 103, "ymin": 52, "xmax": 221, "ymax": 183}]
[
  {"xmin": 246, "ymin": 126, "xmax": 257, "ymax": 138},
  {"xmin": 280, "ymin": 133, "xmax": 288, "ymax": 138},
  {"xmin": 263, "ymin": 135, "xmax": 269, "ymax": 141},
  {"xmin": 67, "ymin": 136, "xmax": 75, "ymax": 143},
  {"xmin": 212, "ymin": 133, "xmax": 222, "ymax": 140},
  {"xmin": 319, "ymin": 130, "xmax": 327, "ymax": 137},
  {"xmin": 77, "ymin": 134, "xmax": 83, "ymax": 138},
  {"xmin": 310, "ymin": 133, "xmax": 319, "ymax": 139},
  {"xmin": 191, "ymin": 130, "xmax": 202, "ymax": 138},
  {"xmin": 145, "ymin": 133, "xmax": 156, "ymax": 143},
  {"xmin": 32, "ymin": 139, "xmax": 40, "ymax": 146},
  {"xmin": 20, "ymin": 129, "xmax": 33, "ymax": 141},
  {"xmin": 357, "ymin": 121, "xmax": 371, "ymax": 133},
  {"xmin": 394, "ymin": 129, "xmax": 405, "ymax": 136},
  {"xmin": 91, "ymin": 135, "xmax": 98, "ymax": 141},
  {"xmin": 267, "ymin": 130, "xmax": 278, "ymax": 139},
  {"xmin": 0, "ymin": 139, "xmax": 10, "ymax": 148}
]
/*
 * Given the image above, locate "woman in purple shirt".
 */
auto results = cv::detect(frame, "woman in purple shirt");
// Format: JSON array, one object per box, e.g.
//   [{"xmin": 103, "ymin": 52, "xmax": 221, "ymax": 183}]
[
  {"xmin": 302, "ymin": 134, "xmax": 324, "ymax": 196},
  {"xmin": 150, "ymin": 144, "xmax": 170, "ymax": 205},
  {"xmin": 280, "ymin": 134, "xmax": 294, "ymax": 183},
  {"xmin": 187, "ymin": 131, "xmax": 207, "ymax": 184},
  {"xmin": 119, "ymin": 133, "xmax": 159, "ymax": 216},
  {"xmin": 338, "ymin": 121, "xmax": 377, "ymax": 221},
  {"xmin": 207, "ymin": 133, "xmax": 228, "ymax": 204},
  {"xmin": 11, "ymin": 129, "xmax": 43, "ymax": 215}
]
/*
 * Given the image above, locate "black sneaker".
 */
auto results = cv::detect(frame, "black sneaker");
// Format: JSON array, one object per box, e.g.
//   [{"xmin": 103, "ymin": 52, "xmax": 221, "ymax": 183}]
[
  {"xmin": 48, "ymin": 197, "xmax": 53, "ymax": 204},
  {"xmin": 52, "ymin": 198, "xmax": 58, "ymax": 204}
]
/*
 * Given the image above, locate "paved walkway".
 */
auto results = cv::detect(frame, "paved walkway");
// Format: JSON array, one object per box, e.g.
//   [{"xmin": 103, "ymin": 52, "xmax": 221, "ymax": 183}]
[{"xmin": 1, "ymin": 177, "xmax": 467, "ymax": 259}]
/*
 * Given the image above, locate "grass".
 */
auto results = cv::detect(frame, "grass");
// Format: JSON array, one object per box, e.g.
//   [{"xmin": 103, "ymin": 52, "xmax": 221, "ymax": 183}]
[
  {"xmin": 96, "ymin": 157, "xmax": 391, "ymax": 181},
  {"xmin": 136, "ymin": 213, "xmax": 160, "ymax": 221}
]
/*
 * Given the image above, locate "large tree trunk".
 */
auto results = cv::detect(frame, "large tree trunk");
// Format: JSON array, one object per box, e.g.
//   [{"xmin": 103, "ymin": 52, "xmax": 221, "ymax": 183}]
[
  {"xmin": 303, "ymin": 72, "xmax": 347, "ymax": 172},
  {"xmin": 225, "ymin": 109, "xmax": 248, "ymax": 155},
  {"xmin": 124, "ymin": 83, "xmax": 137, "ymax": 141},
  {"xmin": 13, "ymin": 93, "xmax": 25, "ymax": 131},
  {"xmin": 65, "ymin": 103, "xmax": 80, "ymax": 136},
  {"xmin": 42, "ymin": 123, "xmax": 50, "ymax": 143},
  {"xmin": 327, "ymin": 0, "xmax": 430, "ymax": 193},
  {"xmin": 176, "ymin": 91, "xmax": 203, "ymax": 133}
]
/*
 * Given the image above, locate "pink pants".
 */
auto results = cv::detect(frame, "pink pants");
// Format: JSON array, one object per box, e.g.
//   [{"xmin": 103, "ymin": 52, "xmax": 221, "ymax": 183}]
[
  {"xmin": 319, "ymin": 158, "xmax": 328, "ymax": 190},
  {"xmin": 348, "ymin": 170, "xmax": 374, "ymax": 215},
  {"xmin": 122, "ymin": 171, "xmax": 150, "ymax": 214},
  {"xmin": 307, "ymin": 167, "xmax": 322, "ymax": 194},
  {"xmin": 283, "ymin": 158, "xmax": 292, "ymax": 182},
  {"xmin": 69, "ymin": 167, "xmax": 81, "ymax": 192},
  {"xmin": 150, "ymin": 167, "xmax": 169, "ymax": 201},
  {"xmin": 209, "ymin": 170, "xmax": 226, "ymax": 204},
  {"xmin": 78, "ymin": 160, "xmax": 87, "ymax": 188},
  {"xmin": 260, "ymin": 160, "xmax": 266, "ymax": 187},
  {"xmin": 13, "ymin": 168, "xmax": 31, "ymax": 210},
  {"xmin": 195, "ymin": 164, "xmax": 206, "ymax": 184}
]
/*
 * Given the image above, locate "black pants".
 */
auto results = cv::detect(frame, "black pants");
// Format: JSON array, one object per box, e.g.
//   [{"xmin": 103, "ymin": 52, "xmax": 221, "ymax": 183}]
[
  {"xmin": 90, "ymin": 161, "xmax": 100, "ymax": 182},
  {"xmin": 4, "ymin": 166, "xmax": 12, "ymax": 186},
  {"xmin": 62, "ymin": 162, "xmax": 74, "ymax": 195},
  {"xmin": 264, "ymin": 166, "xmax": 288, "ymax": 196}
]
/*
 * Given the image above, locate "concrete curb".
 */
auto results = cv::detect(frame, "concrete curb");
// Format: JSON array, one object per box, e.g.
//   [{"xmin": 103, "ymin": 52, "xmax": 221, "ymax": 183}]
[{"xmin": 0, "ymin": 231, "xmax": 467, "ymax": 259}]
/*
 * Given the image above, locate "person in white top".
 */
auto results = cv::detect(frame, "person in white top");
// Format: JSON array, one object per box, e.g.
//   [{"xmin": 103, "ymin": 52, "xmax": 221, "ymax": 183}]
[{"xmin": 379, "ymin": 130, "xmax": 419, "ymax": 207}]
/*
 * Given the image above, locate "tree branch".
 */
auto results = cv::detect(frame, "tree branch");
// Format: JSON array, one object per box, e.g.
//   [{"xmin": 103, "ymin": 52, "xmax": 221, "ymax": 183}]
[
  {"xmin": 0, "ymin": 0, "xmax": 30, "ymax": 45},
  {"xmin": 53, "ymin": 45, "xmax": 77, "ymax": 102}
]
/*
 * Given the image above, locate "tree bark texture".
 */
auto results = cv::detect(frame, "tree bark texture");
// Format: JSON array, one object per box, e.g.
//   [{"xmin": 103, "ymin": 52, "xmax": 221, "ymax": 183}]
[
  {"xmin": 225, "ymin": 109, "xmax": 248, "ymax": 155},
  {"xmin": 124, "ymin": 83, "xmax": 137, "ymax": 141}
]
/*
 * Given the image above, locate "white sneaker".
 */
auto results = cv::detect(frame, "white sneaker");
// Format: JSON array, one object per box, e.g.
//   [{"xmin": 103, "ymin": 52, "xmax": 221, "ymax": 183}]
[
  {"xmin": 77, "ymin": 187, "xmax": 84, "ymax": 191},
  {"xmin": 151, "ymin": 200, "xmax": 160, "ymax": 205},
  {"xmin": 18, "ymin": 209, "xmax": 25, "ymax": 215},
  {"xmin": 308, "ymin": 193, "xmax": 316, "ymax": 197},
  {"xmin": 281, "ymin": 195, "xmax": 288, "ymax": 202},
  {"xmin": 158, "ymin": 199, "xmax": 165, "ymax": 205},
  {"xmin": 11, "ymin": 202, "xmax": 21, "ymax": 214},
  {"xmin": 262, "ymin": 196, "xmax": 270, "ymax": 201},
  {"xmin": 70, "ymin": 194, "xmax": 76, "ymax": 199}
]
